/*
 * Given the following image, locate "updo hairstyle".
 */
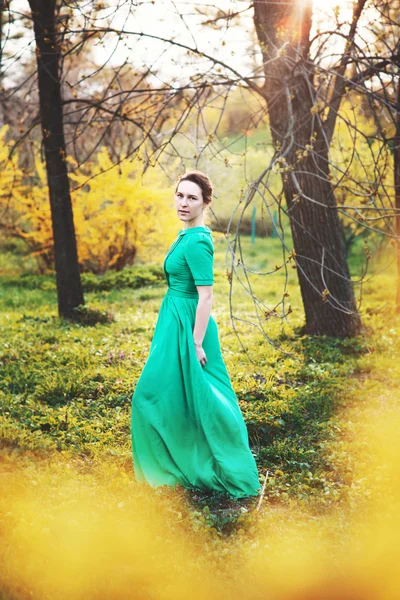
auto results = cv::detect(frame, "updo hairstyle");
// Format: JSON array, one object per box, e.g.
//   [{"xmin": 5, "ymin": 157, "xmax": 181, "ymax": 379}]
[{"xmin": 174, "ymin": 170, "xmax": 213, "ymax": 205}]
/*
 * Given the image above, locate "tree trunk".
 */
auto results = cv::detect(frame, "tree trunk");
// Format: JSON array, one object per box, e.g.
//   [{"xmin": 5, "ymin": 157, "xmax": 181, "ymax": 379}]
[
  {"xmin": 395, "ymin": 75, "xmax": 400, "ymax": 311},
  {"xmin": 0, "ymin": 0, "xmax": 7, "ymax": 126},
  {"xmin": 28, "ymin": 0, "xmax": 84, "ymax": 317},
  {"xmin": 254, "ymin": 1, "xmax": 362, "ymax": 337}
]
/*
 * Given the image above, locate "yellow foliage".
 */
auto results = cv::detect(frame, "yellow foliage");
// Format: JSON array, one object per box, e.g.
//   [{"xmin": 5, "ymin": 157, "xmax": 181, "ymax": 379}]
[
  {"xmin": 69, "ymin": 148, "xmax": 177, "ymax": 273},
  {"xmin": 0, "ymin": 125, "xmax": 178, "ymax": 274},
  {"xmin": 1, "ymin": 393, "xmax": 400, "ymax": 599},
  {"xmin": 0, "ymin": 126, "xmax": 26, "ymax": 235}
]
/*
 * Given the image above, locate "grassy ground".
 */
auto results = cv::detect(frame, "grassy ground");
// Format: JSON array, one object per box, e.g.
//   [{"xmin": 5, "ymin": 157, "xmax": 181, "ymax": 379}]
[{"xmin": 0, "ymin": 233, "xmax": 399, "ymax": 598}]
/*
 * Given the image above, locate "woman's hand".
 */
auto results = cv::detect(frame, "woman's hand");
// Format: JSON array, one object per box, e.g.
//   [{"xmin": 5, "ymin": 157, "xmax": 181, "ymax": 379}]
[{"xmin": 194, "ymin": 343, "xmax": 207, "ymax": 367}]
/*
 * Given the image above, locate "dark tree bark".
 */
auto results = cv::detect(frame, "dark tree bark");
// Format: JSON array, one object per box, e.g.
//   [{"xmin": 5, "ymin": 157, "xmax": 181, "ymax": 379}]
[
  {"xmin": 395, "ymin": 74, "xmax": 400, "ymax": 311},
  {"xmin": 0, "ymin": 0, "xmax": 7, "ymax": 125},
  {"xmin": 28, "ymin": 0, "xmax": 84, "ymax": 317},
  {"xmin": 253, "ymin": 0, "xmax": 363, "ymax": 337}
]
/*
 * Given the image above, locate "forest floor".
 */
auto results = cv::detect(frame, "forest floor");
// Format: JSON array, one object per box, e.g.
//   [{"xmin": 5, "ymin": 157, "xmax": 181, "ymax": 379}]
[{"xmin": 0, "ymin": 234, "xmax": 399, "ymax": 599}]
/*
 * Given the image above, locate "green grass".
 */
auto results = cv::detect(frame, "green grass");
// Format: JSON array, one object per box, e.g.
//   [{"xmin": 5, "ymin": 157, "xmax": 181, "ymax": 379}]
[
  {"xmin": 0, "ymin": 233, "xmax": 398, "ymax": 529},
  {"xmin": 221, "ymin": 128, "xmax": 272, "ymax": 154}
]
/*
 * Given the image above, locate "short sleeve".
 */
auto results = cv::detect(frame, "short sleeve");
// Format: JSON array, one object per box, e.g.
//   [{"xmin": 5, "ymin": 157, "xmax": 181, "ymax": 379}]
[{"xmin": 184, "ymin": 234, "xmax": 214, "ymax": 286}]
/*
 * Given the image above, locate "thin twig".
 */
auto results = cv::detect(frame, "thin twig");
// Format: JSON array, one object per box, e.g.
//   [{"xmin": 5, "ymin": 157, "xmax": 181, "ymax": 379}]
[{"xmin": 256, "ymin": 470, "xmax": 269, "ymax": 512}]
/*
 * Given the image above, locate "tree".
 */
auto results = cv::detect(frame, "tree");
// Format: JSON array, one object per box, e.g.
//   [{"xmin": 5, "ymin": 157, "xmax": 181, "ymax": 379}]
[
  {"xmin": 249, "ymin": 0, "xmax": 366, "ymax": 336},
  {"xmin": 373, "ymin": 0, "xmax": 400, "ymax": 310},
  {"xmin": 28, "ymin": 0, "xmax": 83, "ymax": 317},
  {"xmin": 2, "ymin": 0, "xmax": 400, "ymax": 341}
]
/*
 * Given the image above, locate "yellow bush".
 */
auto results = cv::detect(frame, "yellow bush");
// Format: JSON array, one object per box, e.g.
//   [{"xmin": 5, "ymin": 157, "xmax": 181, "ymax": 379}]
[
  {"xmin": 0, "ymin": 126, "xmax": 26, "ymax": 238},
  {"xmin": 0, "ymin": 125, "xmax": 178, "ymax": 274},
  {"xmin": 69, "ymin": 148, "xmax": 177, "ymax": 273}
]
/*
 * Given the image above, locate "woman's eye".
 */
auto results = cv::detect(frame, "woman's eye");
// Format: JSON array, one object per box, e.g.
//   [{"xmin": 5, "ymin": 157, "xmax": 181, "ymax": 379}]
[{"xmin": 176, "ymin": 193, "xmax": 196, "ymax": 199}]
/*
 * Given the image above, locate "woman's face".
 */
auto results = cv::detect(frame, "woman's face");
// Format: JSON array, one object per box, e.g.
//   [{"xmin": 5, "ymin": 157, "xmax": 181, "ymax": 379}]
[{"xmin": 174, "ymin": 180, "xmax": 205, "ymax": 223}]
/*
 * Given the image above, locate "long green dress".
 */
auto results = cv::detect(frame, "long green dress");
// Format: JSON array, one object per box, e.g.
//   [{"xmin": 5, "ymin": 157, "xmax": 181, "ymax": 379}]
[{"xmin": 131, "ymin": 225, "xmax": 260, "ymax": 498}]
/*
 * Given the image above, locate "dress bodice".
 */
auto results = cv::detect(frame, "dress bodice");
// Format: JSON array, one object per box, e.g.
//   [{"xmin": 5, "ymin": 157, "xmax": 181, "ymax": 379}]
[{"xmin": 163, "ymin": 226, "xmax": 214, "ymax": 297}]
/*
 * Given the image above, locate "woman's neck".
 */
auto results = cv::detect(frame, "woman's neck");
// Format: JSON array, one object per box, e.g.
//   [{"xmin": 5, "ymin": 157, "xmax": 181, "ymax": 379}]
[{"xmin": 183, "ymin": 219, "xmax": 205, "ymax": 230}]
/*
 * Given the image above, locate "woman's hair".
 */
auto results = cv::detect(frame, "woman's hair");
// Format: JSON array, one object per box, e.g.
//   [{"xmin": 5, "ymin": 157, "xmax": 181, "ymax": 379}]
[{"xmin": 175, "ymin": 170, "xmax": 213, "ymax": 205}]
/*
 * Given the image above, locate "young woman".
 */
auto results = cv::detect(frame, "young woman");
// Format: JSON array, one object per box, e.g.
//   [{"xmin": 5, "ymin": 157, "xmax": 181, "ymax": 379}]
[{"xmin": 131, "ymin": 170, "xmax": 261, "ymax": 498}]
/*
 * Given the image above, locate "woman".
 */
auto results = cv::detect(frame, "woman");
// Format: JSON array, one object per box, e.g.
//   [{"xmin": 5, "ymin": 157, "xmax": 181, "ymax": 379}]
[{"xmin": 131, "ymin": 170, "xmax": 260, "ymax": 498}]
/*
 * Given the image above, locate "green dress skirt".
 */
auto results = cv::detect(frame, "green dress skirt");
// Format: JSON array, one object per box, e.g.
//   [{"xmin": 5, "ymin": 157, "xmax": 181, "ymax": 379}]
[{"xmin": 131, "ymin": 225, "xmax": 260, "ymax": 498}]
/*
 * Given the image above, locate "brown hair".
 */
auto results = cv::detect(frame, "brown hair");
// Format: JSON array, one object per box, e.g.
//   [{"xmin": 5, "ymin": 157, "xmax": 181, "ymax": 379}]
[{"xmin": 175, "ymin": 170, "xmax": 213, "ymax": 205}]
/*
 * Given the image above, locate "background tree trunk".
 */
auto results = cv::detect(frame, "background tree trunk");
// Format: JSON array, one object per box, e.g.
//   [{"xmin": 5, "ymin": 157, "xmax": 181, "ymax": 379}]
[
  {"xmin": 395, "ymin": 74, "xmax": 400, "ymax": 311},
  {"xmin": 254, "ymin": 0, "xmax": 363, "ymax": 337},
  {"xmin": 28, "ymin": 0, "xmax": 84, "ymax": 317},
  {"xmin": 0, "ymin": 0, "xmax": 8, "ymax": 125}
]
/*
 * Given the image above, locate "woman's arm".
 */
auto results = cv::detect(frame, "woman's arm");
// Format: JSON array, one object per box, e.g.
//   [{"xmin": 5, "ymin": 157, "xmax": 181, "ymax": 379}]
[{"xmin": 193, "ymin": 285, "xmax": 213, "ymax": 366}]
